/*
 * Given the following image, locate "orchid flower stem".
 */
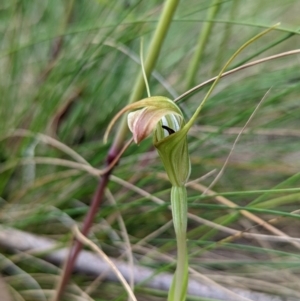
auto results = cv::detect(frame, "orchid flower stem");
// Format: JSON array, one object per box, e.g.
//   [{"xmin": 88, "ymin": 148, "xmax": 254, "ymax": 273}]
[{"xmin": 169, "ymin": 186, "xmax": 188, "ymax": 301}]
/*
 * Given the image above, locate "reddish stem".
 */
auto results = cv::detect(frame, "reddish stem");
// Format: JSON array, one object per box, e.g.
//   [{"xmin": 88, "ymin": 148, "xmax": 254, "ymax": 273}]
[{"xmin": 53, "ymin": 147, "xmax": 118, "ymax": 301}]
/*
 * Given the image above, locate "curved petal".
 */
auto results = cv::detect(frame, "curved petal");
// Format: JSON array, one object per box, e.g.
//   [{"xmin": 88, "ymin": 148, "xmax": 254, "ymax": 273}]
[
  {"xmin": 128, "ymin": 108, "xmax": 182, "ymax": 144},
  {"xmin": 104, "ymin": 96, "xmax": 182, "ymax": 143}
]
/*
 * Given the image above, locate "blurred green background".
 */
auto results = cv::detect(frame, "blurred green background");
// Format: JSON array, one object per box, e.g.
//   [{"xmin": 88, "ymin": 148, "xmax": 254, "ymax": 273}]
[{"xmin": 1, "ymin": 0, "xmax": 300, "ymax": 300}]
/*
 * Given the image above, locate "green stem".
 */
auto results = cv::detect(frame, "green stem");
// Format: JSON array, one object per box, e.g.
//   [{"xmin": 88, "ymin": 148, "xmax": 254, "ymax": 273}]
[
  {"xmin": 169, "ymin": 186, "xmax": 188, "ymax": 301},
  {"xmin": 185, "ymin": 0, "xmax": 221, "ymax": 88},
  {"xmin": 111, "ymin": 0, "xmax": 180, "ymax": 153}
]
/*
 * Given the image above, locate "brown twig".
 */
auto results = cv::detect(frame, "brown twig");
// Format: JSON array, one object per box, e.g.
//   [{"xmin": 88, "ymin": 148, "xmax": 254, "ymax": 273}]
[{"xmin": 51, "ymin": 145, "xmax": 118, "ymax": 301}]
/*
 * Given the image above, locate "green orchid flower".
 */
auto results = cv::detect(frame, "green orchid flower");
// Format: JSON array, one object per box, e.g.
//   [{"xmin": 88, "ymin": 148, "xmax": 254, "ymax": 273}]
[{"xmin": 105, "ymin": 96, "xmax": 190, "ymax": 301}]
